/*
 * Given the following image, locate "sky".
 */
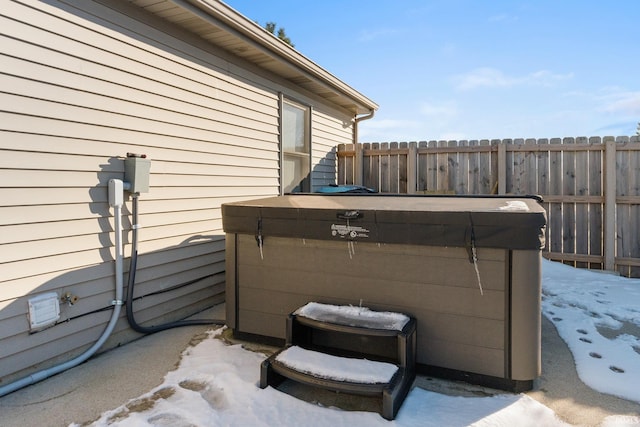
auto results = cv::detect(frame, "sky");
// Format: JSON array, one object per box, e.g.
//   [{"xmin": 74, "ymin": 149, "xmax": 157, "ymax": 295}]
[
  {"xmin": 85, "ymin": 259, "xmax": 640, "ymax": 427},
  {"xmin": 223, "ymin": 0, "xmax": 640, "ymax": 143}
]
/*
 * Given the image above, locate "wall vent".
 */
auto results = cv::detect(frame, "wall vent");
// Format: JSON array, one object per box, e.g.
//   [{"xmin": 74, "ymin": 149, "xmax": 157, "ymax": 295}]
[{"xmin": 28, "ymin": 292, "xmax": 60, "ymax": 331}]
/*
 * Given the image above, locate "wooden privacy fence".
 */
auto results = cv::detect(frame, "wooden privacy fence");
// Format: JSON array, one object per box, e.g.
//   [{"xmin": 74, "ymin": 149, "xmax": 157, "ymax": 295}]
[{"xmin": 337, "ymin": 136, "xmax": 640, "ymax": 278}]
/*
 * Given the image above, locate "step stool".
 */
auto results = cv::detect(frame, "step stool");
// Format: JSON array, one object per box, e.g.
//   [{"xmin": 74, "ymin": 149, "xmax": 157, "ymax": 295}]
[{"xmin": 260, "ymin": 302, "xmax": 416, "ymax": 420}]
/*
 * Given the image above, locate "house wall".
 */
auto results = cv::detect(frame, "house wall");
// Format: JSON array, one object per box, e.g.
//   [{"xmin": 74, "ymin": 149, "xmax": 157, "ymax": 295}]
[
  {"xmin": 0, "ymin": 0, "xmax": 354, "ymax": 384},
  {"xmin": 311, "ymin": 110, "xmax": 353, "ymax": 191}
]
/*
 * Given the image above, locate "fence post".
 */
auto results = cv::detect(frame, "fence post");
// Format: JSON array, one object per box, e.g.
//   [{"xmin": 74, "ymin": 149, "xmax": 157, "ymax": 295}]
[
  {"xmin": 604, "ymin": 138, "xmax": 616, "ymax": 272},
  {"xmin": 407, "ymin": 142, "xmax": 417, "ymax": 193},
  {"xmin": 354, "ymin": 143, "xmax": 363, "ymax": 186},
  {"xmin": 498, "ymin": 142, "xmax": 507, "ymax": 194}
]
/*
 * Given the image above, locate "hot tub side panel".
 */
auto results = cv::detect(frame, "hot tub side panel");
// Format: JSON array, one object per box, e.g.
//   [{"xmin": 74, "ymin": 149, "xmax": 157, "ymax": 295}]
[
  {"xmin": 231, "ymin": 234, "xmax": 513, "ymax": 380},
  {"xmin": 225, "ymin": 233, "xmax": 238, "ymax": 330},
  {"xmin": 510, "ymin": 250, "xmax": 542, "ymax": 380}
]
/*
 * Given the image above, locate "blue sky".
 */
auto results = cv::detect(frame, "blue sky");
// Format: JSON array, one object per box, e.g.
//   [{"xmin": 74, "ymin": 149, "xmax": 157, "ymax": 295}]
[{"xmin": 225, "ymin": 1, "xmax": 640, "ymax": 142}]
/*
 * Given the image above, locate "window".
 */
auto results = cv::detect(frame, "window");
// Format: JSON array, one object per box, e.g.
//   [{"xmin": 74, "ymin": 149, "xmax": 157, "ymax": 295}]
[{"xmin": 281, "ymin": 98, "xmax": 311, "ymax": 193}]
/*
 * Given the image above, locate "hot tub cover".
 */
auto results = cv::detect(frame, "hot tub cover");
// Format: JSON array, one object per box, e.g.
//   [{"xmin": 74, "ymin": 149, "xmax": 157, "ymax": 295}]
[{"xmin": 221, "ymin": 194, "xmax": 546, "ymax": 250}]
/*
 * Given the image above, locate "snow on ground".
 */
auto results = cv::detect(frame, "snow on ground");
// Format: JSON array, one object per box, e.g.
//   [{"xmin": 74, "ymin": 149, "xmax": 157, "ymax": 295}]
[
  {"xmin": 86, "ymin": 327, "xmax": 570, "ymax": 427},
  {"xmin": 84, "ymin": 260, "xmax": 640, "ymax": 427},
  {"xmin": 542, "ymin": 260, "xmax": 640, "ymax": 403}
]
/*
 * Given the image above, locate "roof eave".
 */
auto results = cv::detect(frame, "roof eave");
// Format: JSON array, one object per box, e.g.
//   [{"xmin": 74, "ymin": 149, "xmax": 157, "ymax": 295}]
[{"xmin": 136, "ymin": 0, "xmax": 378, "ymax": 115}]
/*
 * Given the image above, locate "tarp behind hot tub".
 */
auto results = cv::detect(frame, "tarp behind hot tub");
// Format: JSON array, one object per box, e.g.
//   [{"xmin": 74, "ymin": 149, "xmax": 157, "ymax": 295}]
[{"xmin": 222, "ymin": 194, "xmax": 547, "ymax": 391}]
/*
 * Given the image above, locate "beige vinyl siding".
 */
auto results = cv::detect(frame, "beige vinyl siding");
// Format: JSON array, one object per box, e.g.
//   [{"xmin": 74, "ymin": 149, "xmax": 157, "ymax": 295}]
[
  {"xmin": 0, "ymin": 0, "xmax": 357, "ymax": 383},
  {"xmin": 311, "ymin": 107, "xmax": 354, "ymax": 190},
  {"xmin": 0, "ymin": 0, "xmax": 281, "ymax": 382}
]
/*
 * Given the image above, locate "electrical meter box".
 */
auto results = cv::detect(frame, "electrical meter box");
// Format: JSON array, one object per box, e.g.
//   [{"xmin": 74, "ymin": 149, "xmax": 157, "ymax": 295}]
[{"xmin": 124, "ymin": 155, "xmax": 150, "ymax": 193}]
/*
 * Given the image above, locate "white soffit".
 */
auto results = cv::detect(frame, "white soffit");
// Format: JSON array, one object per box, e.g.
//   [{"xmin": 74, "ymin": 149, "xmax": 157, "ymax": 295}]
[{"xmin": 128, "ymin": 0, "xmax": 378, "ymax": 115}]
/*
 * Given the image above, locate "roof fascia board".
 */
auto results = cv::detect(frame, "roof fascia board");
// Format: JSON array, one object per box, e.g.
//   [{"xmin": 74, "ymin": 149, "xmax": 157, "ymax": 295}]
[{"xmin": 179, "ymin": 0, "xmax": 378, "ymax": 113}]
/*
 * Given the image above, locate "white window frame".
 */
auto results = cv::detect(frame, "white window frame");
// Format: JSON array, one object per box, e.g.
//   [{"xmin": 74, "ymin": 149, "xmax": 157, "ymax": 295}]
[{"xmin": 280, "ymin": 95, "xmax": 312, "ymax": 194}]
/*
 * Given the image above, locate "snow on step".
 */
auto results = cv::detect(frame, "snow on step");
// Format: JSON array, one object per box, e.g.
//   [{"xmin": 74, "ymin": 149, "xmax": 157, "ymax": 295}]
[
  {"xmin": 294, "ymin": 302, "xmax": 410, "ymax": 331},
  {"xmin": 275, "ymin": 346, "xmax": 398, "ymax": 384}
]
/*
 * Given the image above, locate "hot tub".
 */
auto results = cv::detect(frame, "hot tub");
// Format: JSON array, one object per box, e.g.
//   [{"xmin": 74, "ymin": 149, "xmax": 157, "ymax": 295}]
[{"xmin": 222, "ymin": 194, "xmax": 546, "ymax": 391}]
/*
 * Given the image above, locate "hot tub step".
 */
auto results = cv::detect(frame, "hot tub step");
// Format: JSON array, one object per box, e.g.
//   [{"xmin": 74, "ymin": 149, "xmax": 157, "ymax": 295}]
[
  {"xmin": 260, "ymin": 303, "xmax": 416, "ymax": 420},
  {"xmin": 264, "ymin": 345, "xmax": 398, "ymax": 392},
  {"xmin": 261, "ymin": 346, "xmax": 413, "ymax": 419}
]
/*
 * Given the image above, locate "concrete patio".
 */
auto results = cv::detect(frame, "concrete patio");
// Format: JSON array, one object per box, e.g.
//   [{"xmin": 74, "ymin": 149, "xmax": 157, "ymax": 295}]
[{"xmin": 1, "ymin": 304, "xmax": 638, "ymax": 427}]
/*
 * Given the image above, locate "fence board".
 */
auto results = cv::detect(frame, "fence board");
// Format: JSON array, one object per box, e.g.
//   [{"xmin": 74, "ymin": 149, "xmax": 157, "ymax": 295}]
[
  {"xmin": 370, "ymin": 142, "xmax": 380, "ymax": 191},
  {"xmin": 616, "ymin": 138, "xmax": 629, "ymax": 276},
  {"xmin": 456, "ymin": 140, "xmax": 469, "ymax": 194},
  {"xmin": 492, "ymin": 140, "xmax": 502, "ymax": 194},
  {"xmin": 511, "ymin": 139, "xmax": 525, "ymax": 194},
  {"xmin": 536, "ymin": 139, "xmax": 550, "ymax": 248},
  {"xmin": 467, "ymin": 140, "xmax": 479, "ymax": 194},
  {"xmin": 380, "ymin": 143, "xmax": 390, "ymax": 192},
  {"xmin": 587, "ymin": 137, "xmax": 603, "ymax": 270},
  {"xmin": 417, "ymin": 141, "xmax": 428, "ymax": 191},
  {"xmin": 562, "ymin": 138, "xmax": 576, "ymax": 266},
  {"xmin": 548, "ymin": 138, "xmax": 563, "ymax": 255},
  {"xmin": 574, "ymin": 137, "xmax": 589, "ymax": 268},
  {"xmin": 479, "ymin": 140, "xmax": 492, "ymax": 194},
  {"xmin": 344, "ymin": 145, "xmax": 354, "ymax": 185},
  {"xmin": 524, "ymin": 139, "xmax": 538, "ymax": 194},
  {"xmin": 622, "ymin": 136, "xmax": 640, "ymax": 277},
  {"xmin": 514, "ymin": 138, "xmax": 528, "ymax": 193},
  {"xmin": 604, "ymin": 138, "xmax": 617, "ymax": 271},
  {"xmin": 337, "ymin": 144, "xmax": 346, "ymax": 185},
  {"xmin": 398, "ymin": 142, "xmax": 408, "ymax": 193},
  {"xmin": 407, "ymin": 142, "xmax": 417, "ymax": 193},
  {"xmin": 390, "ymin": 142, "xmax": 400, "ymax": 193},
  {"xmin": 436, "ymin": 140, "xmax": 448, "ymax": 192},
  {"xmin": 427, "ymin": 140, "xmax": 438, "ymax": 191},
  {"xmin": 361, "ymin": 142, "xmax": 370, "ymax": 188},
  {"xmin": 536, "ymin": 138, "xmax": 550, "ymax": 196}
]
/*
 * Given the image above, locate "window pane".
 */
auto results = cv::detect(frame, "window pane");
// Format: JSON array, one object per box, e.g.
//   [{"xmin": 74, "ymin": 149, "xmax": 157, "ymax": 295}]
[
  {"xmin": 283, "ymin": 102, "xmax": 307, "ymax": 153},
  {"xmin": 281, "ymin": 100, "xmax": 310, "ymax": 193},
  {"xmin": 283, "ymin": 153, "xmax": 310, "ymax": 193}
]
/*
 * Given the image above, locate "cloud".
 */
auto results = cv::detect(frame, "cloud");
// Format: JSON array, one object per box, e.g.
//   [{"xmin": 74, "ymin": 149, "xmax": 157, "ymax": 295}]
[
  {"xmin": 358, "ymin": 117, "xmax": 433, "ymax": 142},
  {"xmin": 593, "ymin": 121, "xmax": 637, "ymax": 134},
  {"xmin": 439, "ymin": 131, "xmax": 469, "ymax": 141},
  {"xmin": 357, "ymin": 28, "xmax": 401, "ymax": 42},
  {"xmin": 560, "ymin": 86, "xmax": 640, "ymax": 116},
  {"xmin": 362, "ymin": 118, "xmax": 421, "ymax": 130},
  {"xmin": 601, "ymin": 91, "xmax": 640, "ymax": 115},
  {"xmin": 358, "ymin": 108, "xmax": 469, "ymax": 142},
  {"xmin": 488, "ymin": 13, "xmax": 518, "ymax": 23},
  {"xmin": 440, "ymin": 42, "xmax": 457, "ymax": 57},
  {"xmin": 419, "ymin": 100, "xmax": 458, "ymax": 119},
  {"xmin": 453, "ymin": 67, "xmax": 574, "ymax": 91}
]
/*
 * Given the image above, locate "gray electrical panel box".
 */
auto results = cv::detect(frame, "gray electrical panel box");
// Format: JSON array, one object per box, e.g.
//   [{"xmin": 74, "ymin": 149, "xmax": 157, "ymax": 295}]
[{"xmin": 124, "ymin": 155, "xmax": 151, "ymax": 193}]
